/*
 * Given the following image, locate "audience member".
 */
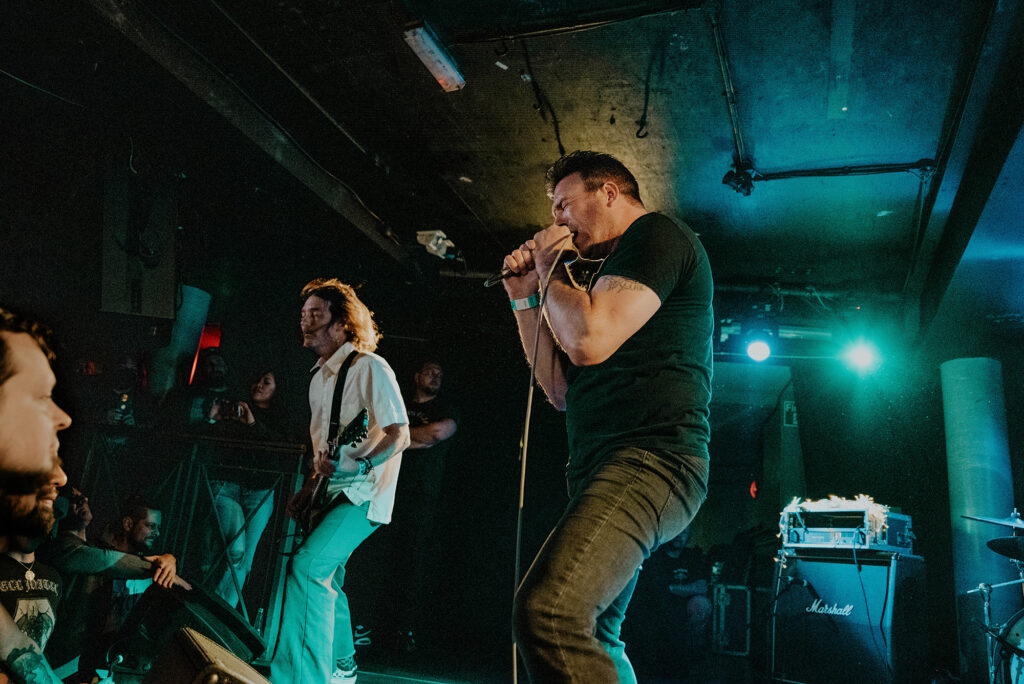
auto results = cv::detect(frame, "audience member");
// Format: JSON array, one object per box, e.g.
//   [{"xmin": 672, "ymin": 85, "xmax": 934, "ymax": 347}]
[
  {"xmin": 380, "ymin": 359, "xmax": 457, "ymax": 652},
  {"xmin": 40, "ymin": 492, "xmax": 187, "ymax": 680},
  {"xmin": 99, "ymin": 354, "xmax": 155, "ymax": 427},
  {"xmin": 158, "ymin": 348, "xmax": 254, "ymax": 601},
  {"xmin": 160, "ymin": 347, "xmax": 234, "ymax": 429},
  {"xmin": 0, "ymin": 305, "xmax": 71, "ymax": 684},
  {"xmin": 205, "ymin": 368, "xmax": 294, "ymax": 608},
  {"xmin": 620, "ymin": 528, "xmax": 712, "ymax": 677},
  {"xmin": 75, "ymin": 353, "xmax": 156, "ymax": 429},
  {"xmin": 665, "ymin": 530, "xmax": 712, "ymax": 654}
]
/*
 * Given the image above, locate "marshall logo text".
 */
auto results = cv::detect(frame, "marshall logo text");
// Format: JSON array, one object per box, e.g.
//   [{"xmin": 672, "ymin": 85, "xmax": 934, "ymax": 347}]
[{"xmin": 805, "ymin": 599, "xmax": 854, "ymax": 616}]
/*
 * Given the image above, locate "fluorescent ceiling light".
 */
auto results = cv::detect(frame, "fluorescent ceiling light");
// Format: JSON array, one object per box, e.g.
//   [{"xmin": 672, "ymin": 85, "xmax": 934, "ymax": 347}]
[{"xmin": 403, "ymin": 22, "xmax": 465, "ymax": 93}]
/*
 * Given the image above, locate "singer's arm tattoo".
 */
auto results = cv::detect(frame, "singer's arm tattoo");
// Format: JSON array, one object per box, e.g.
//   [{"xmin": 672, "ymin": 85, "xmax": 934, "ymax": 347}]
[
  {"xmin": 601, "ymin": 275, "xmax": 647, "ymax": 292},
  {"xmin": 541, "ymin": 274, "xmax": 660, "ymax": 366},
  {"xmin": 4, "ymin": 646, "xmax": 62, "ymax": 684}
]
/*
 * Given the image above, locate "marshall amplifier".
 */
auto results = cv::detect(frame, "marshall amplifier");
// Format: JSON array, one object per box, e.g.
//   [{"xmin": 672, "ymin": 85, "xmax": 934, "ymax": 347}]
[{"xmin": 769, "ymin": 548, "xmax": 927, "ymax": 684}]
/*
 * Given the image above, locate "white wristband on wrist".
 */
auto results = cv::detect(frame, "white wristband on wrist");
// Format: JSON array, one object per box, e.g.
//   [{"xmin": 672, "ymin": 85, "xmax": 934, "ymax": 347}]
[{"xmin": 510, "ymin": 293, "xmax": 540, "ymax": 311}]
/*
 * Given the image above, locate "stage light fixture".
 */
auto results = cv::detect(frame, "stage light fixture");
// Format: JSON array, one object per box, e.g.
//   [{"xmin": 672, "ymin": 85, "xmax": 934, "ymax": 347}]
[
  {"xmin": 403, "ymin": 22, "xmax": 465, "ymax": 92},
  {"xmin": 742, "ymin": 317, "xmax": 776, "ymax": 362},
  {"xmin": 842, "ymin": 340, "xmax": 881, "ymax": 372},
  {"xmin": 416, "ymin": 230, "xmax": 456, "ymax": 259},
  {"xmin": 746, "ymin": 338, "xmax": 771, "ymax": 362},
  {"xmin": 722, "ymin": 164, "xmax": 755, "ymax": 195}
]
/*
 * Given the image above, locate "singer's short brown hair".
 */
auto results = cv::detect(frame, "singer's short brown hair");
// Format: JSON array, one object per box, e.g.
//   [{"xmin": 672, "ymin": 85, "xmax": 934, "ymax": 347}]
[
  {"xmin": 544, "ymin": 150, "xmax": 643, "ymax": 204},
  {"xmin": 300, "ymin": 278, "xmax": 381, "ymax": 353}
]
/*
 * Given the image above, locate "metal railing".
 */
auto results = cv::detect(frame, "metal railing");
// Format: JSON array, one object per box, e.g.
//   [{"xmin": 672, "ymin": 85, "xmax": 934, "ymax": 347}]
[{"xmin": 76, "ymin": 423, "xmax": 305, "ymax": 651}]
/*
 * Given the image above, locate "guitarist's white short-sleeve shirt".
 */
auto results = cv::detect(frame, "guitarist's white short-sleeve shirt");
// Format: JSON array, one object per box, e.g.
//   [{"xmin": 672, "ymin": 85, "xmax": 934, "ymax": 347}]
[{"xmin": 310, "ymin": 341, "xmax": 409, "ymax": 524}]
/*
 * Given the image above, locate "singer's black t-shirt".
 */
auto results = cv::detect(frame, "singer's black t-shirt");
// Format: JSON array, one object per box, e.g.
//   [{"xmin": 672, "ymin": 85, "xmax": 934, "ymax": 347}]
[{"xmin": 564, "ymin": 212, "xmax": 713, "ymax": 489}]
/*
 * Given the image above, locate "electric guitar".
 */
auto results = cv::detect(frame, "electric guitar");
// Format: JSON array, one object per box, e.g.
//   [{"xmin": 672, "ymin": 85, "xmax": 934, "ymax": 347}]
[{"xmin": 295, "ymin": 408, "xmax": 368, "ymax": 535}]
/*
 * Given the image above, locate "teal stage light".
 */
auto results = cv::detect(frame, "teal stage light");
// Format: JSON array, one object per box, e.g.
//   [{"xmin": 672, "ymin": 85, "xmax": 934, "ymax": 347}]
[
  {"xmin": 842, "ymin": 340, "xmax": 880, "ymax": 372},
  {"xmin": 746, "ymin": 339, "xmax": 771, "ymax": 362}
]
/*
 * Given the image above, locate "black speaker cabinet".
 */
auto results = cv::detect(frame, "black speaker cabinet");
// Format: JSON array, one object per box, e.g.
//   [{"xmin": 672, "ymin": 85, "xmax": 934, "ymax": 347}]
[
  {"xmin": 114, "ymin": 582, "xmax": 266, "ymax": 675},
  {"xmin": 769, "ymin": 549, "xmax": 927, "ymax": 684},
  {"xmin": 144, "ymin": 627, "xmax": 270, "ymax": 684}
]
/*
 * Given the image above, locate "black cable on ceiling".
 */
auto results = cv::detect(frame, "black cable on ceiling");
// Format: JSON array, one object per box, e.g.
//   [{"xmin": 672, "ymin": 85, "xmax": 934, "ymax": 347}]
[
  {"xmin": 635, "ymin": 33, "xmax": 669, "ymax": 139},
  {"xmin": 706, "ymin": 5, "xmax": 749, "ymax": 169},
  {"xmin": 447, "ymin": 2, "xmax": 701, "ymax": 45},
  {"xmin": 0, "ymin": 66, "xmax": 88, "ymax": 110},
  {"xmin": 520, "ymin": 40, "xmax": 566, "ymax": 158}
]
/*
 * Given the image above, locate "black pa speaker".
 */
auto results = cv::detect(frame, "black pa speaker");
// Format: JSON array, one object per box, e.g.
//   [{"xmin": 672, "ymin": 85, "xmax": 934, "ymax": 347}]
[
  {"xmin": 769, "ymin": 549, "xmax": 927, "ymax": 684},
  {"xmin": 144, "ymin": 627, "xmax": 270, "ymax": 684},
  {"xmin": 111, "ymin": 581, "xmax": 266, "ymax": 677}
]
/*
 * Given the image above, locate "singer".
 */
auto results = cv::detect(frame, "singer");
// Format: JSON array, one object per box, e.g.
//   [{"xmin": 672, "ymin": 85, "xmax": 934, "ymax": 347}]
[{"xmin": 502, "ymin": 151, "xmax": 713, "ymax": 682}]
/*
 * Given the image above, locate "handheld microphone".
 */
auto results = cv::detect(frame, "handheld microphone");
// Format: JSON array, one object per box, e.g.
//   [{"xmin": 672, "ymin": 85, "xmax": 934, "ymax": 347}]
[
  {"xmin": 483, "ymin": 251, "xmax": 577, "ymax": 288},
  {"xmin": 483, "ymin": 267, "xmax": 518, "ymax": 288}
]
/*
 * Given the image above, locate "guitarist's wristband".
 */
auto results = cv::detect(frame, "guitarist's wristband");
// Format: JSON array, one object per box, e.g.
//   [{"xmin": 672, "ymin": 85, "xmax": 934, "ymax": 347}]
[
  {"xmin": 510, "ymin": 293, "xmax": 540, "ymax": 311},
  {"xmin": 356, "ymin": 457, "xmax": 374, "ymax": 476}
]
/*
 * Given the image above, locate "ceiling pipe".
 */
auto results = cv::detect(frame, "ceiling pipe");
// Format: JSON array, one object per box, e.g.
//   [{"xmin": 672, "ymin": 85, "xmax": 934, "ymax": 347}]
[
  {"xmin": 756, "ymin": 161, "xmax": 934, "ymax": 181},
  {"xmin": 443, "ymin": 271, "xmax": 904, "ymax": 306},
  {"xmin": 713, "ymin": 284, "xmax": 902, "ymax": 303},
  {"xmin": 447, "ymin": 1, "xmax": 702, "ymax": 44},
  {"xmin": 723, "ymin": 159, "xmax": 935, "ymax": 197}
]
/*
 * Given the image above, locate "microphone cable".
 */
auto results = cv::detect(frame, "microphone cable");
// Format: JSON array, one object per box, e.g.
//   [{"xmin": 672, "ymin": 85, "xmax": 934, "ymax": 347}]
[
  {"xmin": 851, "ymin": 544, "xmax": 895, "ymax": 679},
  {"xmin": 511, "ymin": 236, "xmax": 574, "ymax": 684}
]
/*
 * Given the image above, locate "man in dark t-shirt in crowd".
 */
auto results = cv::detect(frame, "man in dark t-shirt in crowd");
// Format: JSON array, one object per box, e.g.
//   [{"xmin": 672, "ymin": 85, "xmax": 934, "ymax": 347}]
[
  {"xmin": 502, "ymin": 151, "xmax": 713, "ymax": 682},
  {"xmin": 40, "ymin": 489, "xmax": 188, "ymax": 679},
  {"xmin": 386, "ymin": 360, "xmax": 457, "ymax": 652}
]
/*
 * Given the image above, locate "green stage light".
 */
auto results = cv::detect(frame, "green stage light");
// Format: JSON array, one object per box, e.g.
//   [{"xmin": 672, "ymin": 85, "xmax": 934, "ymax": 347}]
[
  {"xmin": 746, "ymin": 339, "xmax": 771, "ymax": 362},
  {"xmin": 842, "ymin": 340, "xmax": 880, "ymax": 372}
]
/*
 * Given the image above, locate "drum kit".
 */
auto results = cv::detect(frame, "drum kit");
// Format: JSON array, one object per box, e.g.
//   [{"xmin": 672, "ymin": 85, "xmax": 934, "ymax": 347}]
[{"xmin": 964, "ymin": 509, "xmax": 1024, "ymax": 684}]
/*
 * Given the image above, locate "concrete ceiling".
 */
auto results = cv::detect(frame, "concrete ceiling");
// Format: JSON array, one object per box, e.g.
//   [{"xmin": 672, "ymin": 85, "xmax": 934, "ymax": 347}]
[{"xmin": 5, "ymin": 0, "xmax": 1023, "ymax": 354}]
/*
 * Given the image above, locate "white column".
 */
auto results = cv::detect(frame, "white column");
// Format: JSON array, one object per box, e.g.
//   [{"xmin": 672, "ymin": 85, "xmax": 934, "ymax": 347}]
[{"xmin": 941, "ymin": 357, "xmax": 1020, "ymax": 682}]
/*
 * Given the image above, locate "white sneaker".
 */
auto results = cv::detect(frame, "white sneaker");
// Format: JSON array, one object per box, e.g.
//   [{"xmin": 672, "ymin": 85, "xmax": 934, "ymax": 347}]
[
  {"xmin": 331, "ymin": 660, "xmax": 357, "ymax": 684},
  {"xmin": 330, "ymin": 668, "xmax": 357, "ymax": 683}
]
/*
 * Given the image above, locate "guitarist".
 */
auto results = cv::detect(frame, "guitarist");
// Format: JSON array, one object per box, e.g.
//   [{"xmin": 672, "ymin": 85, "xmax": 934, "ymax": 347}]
[{"xmin": 271, "ymin": 278, "xmax": 409, "ymax": 684}]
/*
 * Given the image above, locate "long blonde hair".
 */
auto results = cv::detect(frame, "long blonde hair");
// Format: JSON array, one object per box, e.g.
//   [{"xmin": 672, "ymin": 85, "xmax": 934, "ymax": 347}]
[{"xmin": 300, "ymin": 278, "xmax": 381, "ymax": 352}]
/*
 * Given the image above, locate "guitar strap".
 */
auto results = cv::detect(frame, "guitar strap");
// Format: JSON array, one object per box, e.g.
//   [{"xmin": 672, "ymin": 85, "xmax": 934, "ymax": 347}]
[
  {"xmin": 292, "ymin": 350, "xmax": 362, "ymax": 543},
  {"xmin": 328, "ymin": 350, "xmax": 360, "ymax": 446}
]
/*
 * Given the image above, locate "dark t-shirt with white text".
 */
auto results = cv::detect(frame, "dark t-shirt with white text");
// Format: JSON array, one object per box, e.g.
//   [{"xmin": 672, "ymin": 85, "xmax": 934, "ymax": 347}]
[{"xmin": 0, "ymin": 554, "xmax": 62, "ymax": 649}]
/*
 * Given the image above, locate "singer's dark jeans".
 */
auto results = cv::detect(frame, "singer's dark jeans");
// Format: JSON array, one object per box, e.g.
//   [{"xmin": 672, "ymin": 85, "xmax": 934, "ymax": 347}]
[{"xmin": 513, "ymin": 446, "xmax": 709, "ymax": 683}]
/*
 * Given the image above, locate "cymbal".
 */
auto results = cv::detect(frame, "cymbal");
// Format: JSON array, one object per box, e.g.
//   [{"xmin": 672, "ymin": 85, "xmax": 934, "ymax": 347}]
[
  {"xmin": 988, "ymin": 537, "xmax": 1024, "ymax": 562},
  {"xmin": 962, "ymin": 512, "xmax": 1024, "ymax": 530}
]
